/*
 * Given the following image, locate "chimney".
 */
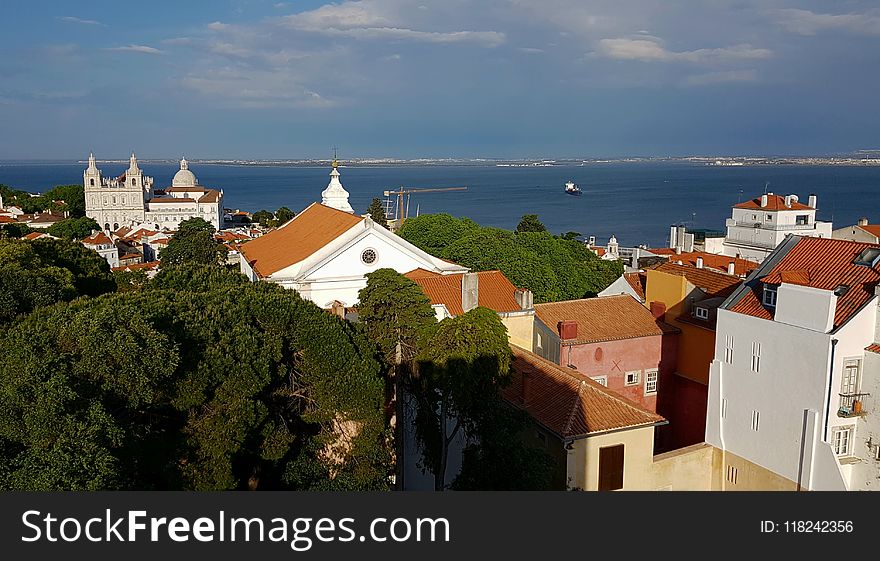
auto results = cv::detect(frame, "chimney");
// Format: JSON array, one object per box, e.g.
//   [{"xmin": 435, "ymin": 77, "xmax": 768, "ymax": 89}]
[
  {"xmin": 675, "ymin": 246, "xmax": 682, "ymax": 255},
  {"xmin": 650, "ymin": 301, "xmax": 667, "ymax": 320},
  {"xmin": 858, "ymin": 217, "xmax": 869, "ymax": 227},
  {"xmin": 669, "ymin": 225, "xmax": 678, "ymax": 249},
  {"xmin": 696, "ymin": 256, "xmax": 704, "ymax": 269},
  {"xmin": 557, "ymin": 320, "xmax": 578, "ymax": 340},
  {"xmin": 728, "ymin": 262, "xmax": 736, "ymax": 275},
  {"xmin": 515, "ymin": 288, "xmax": 534, "ymax": 310},
  {"xmin": 760, "ymin": 194, "xmax": 768, "ymax": 208},
  {"xmin": 808, "ymin": 194, "xmax": 817, "ymax": 208},
  {"xmin": 330, "ymin": 300, "xmax": 346, "ymax": 319},
  {"xmin": 521, "ymin": 372, "xmax": 530, "ymax": 405},
  {"xmin": 784, "ymin": 195, "xmax": 793, "ymax": 208},
  {"xmin": 461, "ymin": 272, "xmax": 479, "ymax": 313}
]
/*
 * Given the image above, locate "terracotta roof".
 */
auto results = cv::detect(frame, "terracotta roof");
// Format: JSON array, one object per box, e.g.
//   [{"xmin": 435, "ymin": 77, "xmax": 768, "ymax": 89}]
[
  {"xmin": 858, "ymin": 224, "xmax": 880, "ymax": 238},
  {"xmin": 0, "ymin": 216, "xmax": 16, "ymax": 224},
  {"xmin": 28, "ymin": 212, "xmax": 64, "ymax": 224},
  {"xmin": 534, "ymin": 294, "xmax": 679, "ymax": 345},
  {"xmin": 119, "ymin": 252, "xmax": 142, "ymax": 260},
  {"xmin": 239, "ymin": 203, "xmax": 362, "ymax": 278},
  {"xmin": 405, "ymin": 269, "xmax": 522, "ymax": 316},
  {"xmin": 165, "ymin": 186, "xmax": 207, "ymax": 193},
  {"xmin": 730, "ymin": 237, "xmax": 880, "ymax": 330},
  {"xmin": 734, "ymin": 194, "xmax": 813, "ymax": 211},
  {"xmin": 865, "ymin": 343, "xmax": 880, "ymax": 354},
  {"xmin": 198, "ymin": 190, "xmax": 221, "ymax": 204},
  {"xmin": 648, "ymin": 249, "xmax": 759, "ymax": 276},
  {"xmin": 595, "ymin": 247, "xmax": 606, "ymax": 257},
  {"xmin": 624, "ymin": 272, "xmax": 646, "ymax": 300},
  {"xmin": 22, "ymin": 232, "xmax": 47, "ymax": 240},
  {"xmin": 150, "ymin": 197, "xmax": 196, "ymax": 204},
  {"xmin": 112, "ymin": 261, "xmax": 160, "ymax": 272},
  {"xmin": 653, "ymin": 262, "xmax": 743, "ymax": 298},
  {"xmin": 114, "ymin": 226, "xmax": 132, "ymax": 238},
  {"xmin": 503, "ymin": 346, "xmax": 665, "ymax": 439},
  {"xmin": 82, "ymin": 231, "xmax": 113, "ymax": 245},
  {"xmin": 150, "ymin": 237, "xmax": 170, "ymax": 245}
]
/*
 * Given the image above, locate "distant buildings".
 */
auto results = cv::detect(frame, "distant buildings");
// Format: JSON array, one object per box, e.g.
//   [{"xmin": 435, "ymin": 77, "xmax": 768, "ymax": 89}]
[
  {"xmin": 84, "ymin": 153, "xmax": 224, "ymax": 231},
  {"xmin": 81, "ymin": 231, "xmax": 119, "ymax": 269},
  {"xmin": 832, "ymin": 217, "xmax": 880, "ymax": 244},
  {"xmin": 718, "ymin": 193, "xmax": 832, "ymax": 261},
  {"xmin": 706, "ymin": 235, "xmax": 880, "ymax": 490}
]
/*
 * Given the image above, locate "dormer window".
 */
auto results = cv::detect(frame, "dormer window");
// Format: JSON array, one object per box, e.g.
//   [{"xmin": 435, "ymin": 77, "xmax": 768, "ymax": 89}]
[
  {"xmin": 763, "ymin": 285, "xmax": 777, "ymax": 307},
  {"xmin": 694, "ymin": 306, "xmax": 709, "ymax": 320},
  {"xmin": 853, "ymin": 247, "xmax": 880, "ymax": 268}
]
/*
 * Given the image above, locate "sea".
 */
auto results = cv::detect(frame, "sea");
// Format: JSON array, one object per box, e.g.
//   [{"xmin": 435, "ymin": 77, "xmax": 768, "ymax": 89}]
[{"xmin": 2, "ymin": 161, "xmax": 879, "ymax": 248}]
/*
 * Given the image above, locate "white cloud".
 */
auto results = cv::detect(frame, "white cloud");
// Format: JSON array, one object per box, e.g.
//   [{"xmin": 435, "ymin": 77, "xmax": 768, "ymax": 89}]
[
  {"xmin": 684, "ymin": 69, "xmax": 757, "ymax": 86},
  {"xmin": 597, "ymin": 37, "xmax": 771, "ymax": 63},
  {"xmin": 180, "ymin": 67, "xmax": 337, "ymax": 109},
  {"xmin": 58, "ymin": 16, "xmax": 103, "ymax": 26},
  {"xmin": 775, "ymin": 9, "xmax": 880, "ymax": 36},
  {"xmin": 108, "ymin": 45, "xmax": 164, "ymax": 55}
]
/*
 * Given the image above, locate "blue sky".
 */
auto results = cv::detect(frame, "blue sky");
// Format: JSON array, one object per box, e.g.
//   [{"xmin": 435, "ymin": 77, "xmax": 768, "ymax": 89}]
[{"xmin": 1, "ymin": 0, "xmax": 879, "ymax": 159}]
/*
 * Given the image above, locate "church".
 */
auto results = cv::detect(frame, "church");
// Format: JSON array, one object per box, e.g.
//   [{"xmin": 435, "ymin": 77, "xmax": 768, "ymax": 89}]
[
  {"xmin": 84, "ymin": 153, "xmax": 224, "ymax": 232},
  {"xmin": 239, "ymin": 160, "xmax": 469, "ymax": 307}
]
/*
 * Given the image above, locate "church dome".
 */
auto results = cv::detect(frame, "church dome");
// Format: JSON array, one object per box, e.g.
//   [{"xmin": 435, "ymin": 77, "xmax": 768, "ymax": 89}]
[{"xmin": 172, "ymin": 157, "xmax": 198, "ymax": 188}]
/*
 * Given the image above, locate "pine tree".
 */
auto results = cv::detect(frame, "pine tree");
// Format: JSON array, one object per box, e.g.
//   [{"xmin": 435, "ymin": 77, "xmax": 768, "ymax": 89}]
[{"xmin": 366, "ymin": 198, "xmax": 389, "ymax": 228}]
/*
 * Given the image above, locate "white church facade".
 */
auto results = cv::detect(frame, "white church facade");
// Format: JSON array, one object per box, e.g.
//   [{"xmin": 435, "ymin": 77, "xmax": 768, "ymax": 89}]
[
  {"xmin": 239, "ymin": 160, "xmax": 468, "ymax": 307},
  {"xmin": 84, "ymin": 153, "xmax": 224, "ymax": 231}
]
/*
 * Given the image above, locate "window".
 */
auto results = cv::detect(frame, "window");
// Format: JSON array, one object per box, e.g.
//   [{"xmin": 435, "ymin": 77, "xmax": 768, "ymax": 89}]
[
  {"xmin": 726, "ymin": 465, "xmax": 738, "ymax": 485},
  {"xmin": 536, "ymin": 332, "xmax": 543, "ymax": 352},
  {"xmin": 762, "ymin": 285, "xmax": 777, "ymax": 307},
  {"xmin": 724, "ymin": 334, "xmax": 734, "ymax": 364},
  {"xmin": 625, "ymin": 371, "xmax": 640, "ymax": 386},
  {"xmin": 591, "ymin": 376, "xmax": 608, "ymax": 387},
  {"xmin": 841, "ymin": 359, "xmax": 861, "ymax": 395},
  {"xmin": 598, "ymin": 444, "xmax": 624, "ymax": 491},
  {"xmin": 751, "ymin": 341, "xmax": 761, "ymax": 373},
  {"xmin": 89, "ymin": 178, "xmax": 95, "ymax": 186},
  {"xmin": 694, "ymin": 307, "xmax": 709, "ymax": 320},
  {"xmin": 796, "ymin": 215, "xmax": 808, "ymax": 225},
  {"xmin": 765, "ymin": 214, "xmax": 772, "ymax": 222},
  {"xmin": 750, "ymin": 410, "xmax": 760, "ymax": 431},
  {"xmin": 721, "ymin": 398, "xmax": 728, "ymax": 419},
  {"xmin": 832, "ymin": 426, "xmax": 854, "ymax": 457},
  {"xmin": 131, "ymin": 178, "xmax": 137, "ymax": 186},
  {"xmin": 644, "ymin": 369, "xmax": 658, "ymax": 395},
  {"xmin": 854, "ymin": 247, "xmax": 880, "ymax": 268},
  {"xmin": 361, "ymin": 248, "xmax": 377, "ymax": 265}
]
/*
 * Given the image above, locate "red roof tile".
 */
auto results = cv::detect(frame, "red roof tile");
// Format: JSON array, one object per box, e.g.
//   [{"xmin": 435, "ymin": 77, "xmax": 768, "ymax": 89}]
[
  {"xmin": 405, "ymin": 270, "xmax": 522, "ymax": 316},
  {"xmin": 82, "ymin": 231, "xmax": 112, "ymax": 245},
  {"xmin": 865, "ymin": 343, "xmax": 880, "ymax": 354},
  {"xmin": 534, "ymin": 295, "xmax": 679, "ymax": 344},
  {"xmin": 503, "ymin": 346, "xmax": 665, "ymax": 438},
  {"xmin": 648, "ymin": 249, "xmax": 759, "ymax": 276},
  {"xmin": 734, "ymin": 194, "xmax": 813, "ymax": 211},
  {"xmin": 730, "ymin": 237, "xmax": 880, "ymax": 329},
  {"xmin": 859, "ymin": 225, "xmax": 880, "ymax": 238},
  {"xmin": 624, "ymin": 272, "xmax": 646, "ymax": 300},
  {"xmin": 653, "ymin": 262, "xmax": 743, "ymax": 298}
]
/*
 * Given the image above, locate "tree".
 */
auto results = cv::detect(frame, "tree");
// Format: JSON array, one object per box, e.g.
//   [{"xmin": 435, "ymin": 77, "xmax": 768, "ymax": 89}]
[
  {"xmin": 44, "ymin": 185, "xmax": 86, "ymax": 218},
  {"xmin": 357, "ymin": 268, "xmax": 436, "ymax": 366},
  {"xmin": 366, "ymin": 198, "xmax": 389, "ymax": 228},
  {"xmin": 275, "ymin": 207, "xmax": 295, "ymax": 225},
  {"xmin": 515, "ymin": 214, "xmax": 547, "ymax": 234},
  {"xmin": 252, "ymin": 210, "xmax": 273, "ymax": 227},
  {"xmin": 397, "ymin": 213, "xmax": 480, "ymax": 256},
  {"xmin": 161, "ymin": 218, "xmax": 227, "ymax": 268},
  {"xmin": 47, "ymin": 216, "xmax": 101, "ymax": 240},
  {"xmin": 0, "ymin": 223, "xmax": 31, "ymax": 239},
  {"xmin": 412, "ymin": 307, "xmax": 511, "ymax": 490},
  {"xmin": 113, "ymin": 269, "xmax": 149, "ymax": 293},
  {"xmin": 561, "ymin": 231, "xmax": 582, "ymax": 241},
  {"xmin": 0, "ymin": 283, "xmax": 390, "ymax": 491}
]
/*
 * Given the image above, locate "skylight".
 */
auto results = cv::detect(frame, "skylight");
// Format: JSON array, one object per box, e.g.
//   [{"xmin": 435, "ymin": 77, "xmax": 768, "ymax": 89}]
[{"xmin": 853, "ymin": 247, "xmax": 880, "ymax": 268}]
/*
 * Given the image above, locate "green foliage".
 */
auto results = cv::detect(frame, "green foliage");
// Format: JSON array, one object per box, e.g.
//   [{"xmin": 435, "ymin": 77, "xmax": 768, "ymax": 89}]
[
  {"xmin": 161, "ymin": 218, "xmax": 227, "ymax": 268},
  {"xmin": 515, "ymin": 214, "xmax": 547, "ymax": 234},
  {"xmin": 47, "ymin": 217, "xmax": 102, "ymax": 240},
  {"xmin": 561, "ymin": 231, "xmax": 582, "ymax": 241},
  {"xmin": 0, "ymin": 184, "xmax": 84, "ymax": 216},
  {"xmin": 357, "ymin": 268, "xmax": 436, "ymax": 365},
  {"xmin": 0, "ymin": 223, "xmax": 32, "ymax": 239},
  {"xmin": 398, "ymin": 214, "xmax": 623, "ymax": 302},
  {"xmin": 275, "ymin": 207, "xmax": 295, "ymax": 225},
  {"xmin": 113, "ymin": 269, "xmax": 149, "ymax": 293},
  {"xmin": 252, "ymin": 210, "xmax": 273, "ymax": 227},
  {"xmin": 150, "ymin": 263, "xmax": 249, "ymax": 292},
  {"xmin": 366, "ymin": 198, "xmax": 389, "ymax": 228},
  {"xmin": 0, "ymin": 283, "xmax": 390, "ymax": 491},
  {"xmin": 411, "ymin": 307, "xmax": 512, "ymax": 490}
]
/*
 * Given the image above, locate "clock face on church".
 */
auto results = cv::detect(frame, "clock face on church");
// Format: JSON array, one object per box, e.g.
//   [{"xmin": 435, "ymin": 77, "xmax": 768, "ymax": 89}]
[{"xmin": 361, "ymin": 248, "xmax": 377, "ymax": 265}]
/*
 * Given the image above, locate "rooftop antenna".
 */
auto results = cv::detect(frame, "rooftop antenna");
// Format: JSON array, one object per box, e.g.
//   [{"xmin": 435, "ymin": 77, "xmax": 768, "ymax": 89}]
[{"xmin": 763, "ymin": 181, "xmax": 770, "ymax": 194}]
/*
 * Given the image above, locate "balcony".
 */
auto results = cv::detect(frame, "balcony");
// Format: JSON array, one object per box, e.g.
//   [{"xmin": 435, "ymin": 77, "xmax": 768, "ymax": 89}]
[{"xmin": 838, "ymin": 393, "xmax": 870, "ymax": 418}]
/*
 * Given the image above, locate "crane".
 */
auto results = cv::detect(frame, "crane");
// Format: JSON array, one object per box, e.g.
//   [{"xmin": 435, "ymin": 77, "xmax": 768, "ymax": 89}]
[{"xmin": 382, "ymin": 186, "xmax": 468, "ymax": 229}]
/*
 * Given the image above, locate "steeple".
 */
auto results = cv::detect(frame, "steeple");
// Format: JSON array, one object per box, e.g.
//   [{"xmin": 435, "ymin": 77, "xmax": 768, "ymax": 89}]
[
  {"xmin": 128, "ymin": 152, "xmax": 140, "ymax": 174},
  {"xmin": 321, "ymin": 156, "xmax": 353, "ymax": 213},
  {"xmin": 87, "ymin": 152, "xmax": 97, "ymax": 171}
]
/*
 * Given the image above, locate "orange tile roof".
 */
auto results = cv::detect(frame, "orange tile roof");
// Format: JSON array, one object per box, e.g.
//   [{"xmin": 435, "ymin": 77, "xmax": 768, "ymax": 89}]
[
  {"xmin": 165, "ymin": 186, "xmax": 207, "ymax": 193},
  {"xmin": 83, "ymin": 231, "xmax": 113, "ymax": 245},
  {"xmin": 859, "ymin": 224, "xmax": 880, "ymax": 238},
  {"xmin": 624, "ymin": 272, "xmax": 646, "ymax": 300},
  {"xmin": 534, "ymin": 294, "xmax": 679, "ymax": 344},
  {"xmin": 0, "ymin": 216, "xmax": 16, "ymax": 224},
  {"xmin": 734, "ymin": 194, "xmax": 813, "ymax": 211},
  {"xmin": 730, "ymin": 237, "xmax": 880, "ymax": 329},
  {"xmin": 198, "ymin": 190, "xmax": 221, "ymax": 203},
  {"xmin": 503, "ymin": 346, "xmax": 665, "ymax": 439},
  {"xmin": 405, "ymin": 269, "xmax": 522, "ymax": 316},
  {"xmin": 150, "ymin": 197, "xmax": 196, "ymax": 203},
  {"xmin": 653, "ymin": 262, "xmax": 743, "ymax": 298},
  {"xmin": 112, "ymin": 261, "xmax": 160, "ymax": 272},
  {"xmin": 22, "ymin": 232, "xmax": 46, "ymax": 240},
  {"xmin": 239, "ymin": 203, "xmax": 362, "ymax": 278},
  {"xmin": 865, "ymin": 343, "xmax": 880, "ymax": 354},
  {"xmin": 648, "ymin": 249, "xmax": 759, "ymax": 276}
]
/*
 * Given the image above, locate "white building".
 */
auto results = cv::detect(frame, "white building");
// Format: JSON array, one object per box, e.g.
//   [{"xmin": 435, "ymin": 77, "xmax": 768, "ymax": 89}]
[
  {"xmin": 84, "ymin": 154, "xmax": 224, "ymax": 231},
  {"xmin": 833, "ymin": 218, "xmax": 880, "ymax": 244},
  {"xmin": 239, "ymin": 161, "xmax": 467, "ymax": 307},
  {"xmin": 706, "ymin": 235, "xmax": 880, "ymax": 490},
  {"xmin": 718, "ymin": 193, "xmax": 832, "ymax": 261},
  {"xmin": 81, "ymin": 230, "xmax": 120, "ymax": 269}
]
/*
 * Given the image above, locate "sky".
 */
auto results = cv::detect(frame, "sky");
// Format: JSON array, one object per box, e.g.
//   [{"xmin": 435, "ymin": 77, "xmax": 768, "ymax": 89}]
[{"xmin": 1, "ymin": 0, "xmax": 879, "ymax": 159}]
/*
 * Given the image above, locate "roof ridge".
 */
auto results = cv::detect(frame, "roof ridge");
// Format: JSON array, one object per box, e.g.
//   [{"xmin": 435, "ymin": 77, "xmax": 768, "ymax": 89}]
[{"xmin": 562, "ymin": 380, "xmax": 586, "ymax": 436}]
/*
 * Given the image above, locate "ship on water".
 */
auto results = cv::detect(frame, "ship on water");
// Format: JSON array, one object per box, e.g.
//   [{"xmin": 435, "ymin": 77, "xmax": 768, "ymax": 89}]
[{"xmin": 565, "ymin": 180, "xmax": 582, "ymax": 196}]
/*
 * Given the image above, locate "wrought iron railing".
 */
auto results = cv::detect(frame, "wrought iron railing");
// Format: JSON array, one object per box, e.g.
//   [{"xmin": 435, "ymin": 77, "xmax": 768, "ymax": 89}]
[{"xmin": 838, "ymin": 393, "xmax": 870, "ymax": 417}]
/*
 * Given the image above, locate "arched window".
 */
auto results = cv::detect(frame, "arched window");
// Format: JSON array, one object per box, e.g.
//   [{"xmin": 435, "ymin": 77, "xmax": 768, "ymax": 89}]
[
  {"xmin": 104, "ymin": 223, "xmax": 110, "ymax": 231},
  {"xmin": 89, "ymin": 178, "xmax": 95, "ymax": 186},
  {"xmin": 132, "ymin": 178, "xmax": 137, "ymax": 186},
  {"xmin": 113, "ymin": 223, "xmax": 119, "ymax": 231}
]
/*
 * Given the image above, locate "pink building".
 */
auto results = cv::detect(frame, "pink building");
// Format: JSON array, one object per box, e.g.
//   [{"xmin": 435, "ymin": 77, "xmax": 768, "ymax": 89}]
[{"xmin": 533, "ymin": 295, "xmax": 679, "ymax": 449}]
